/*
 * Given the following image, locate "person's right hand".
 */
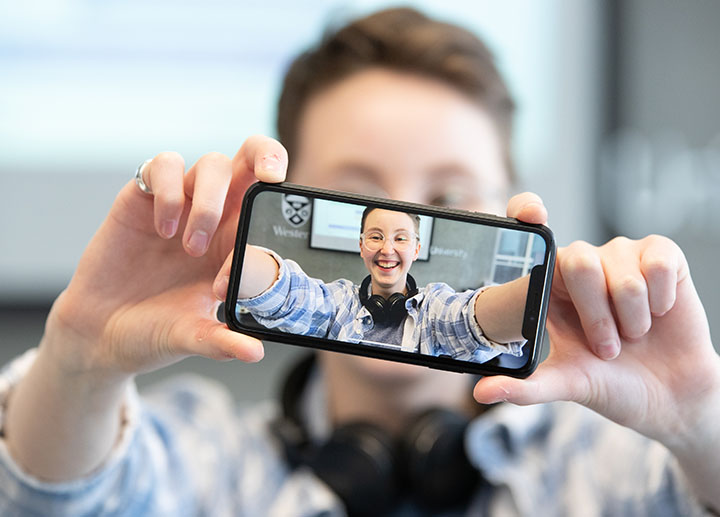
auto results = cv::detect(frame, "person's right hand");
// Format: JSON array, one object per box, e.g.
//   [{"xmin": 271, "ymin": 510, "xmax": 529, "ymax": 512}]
[{"xmin": 43, "ymin": 136, "xmax": 288, "ymax": 382}]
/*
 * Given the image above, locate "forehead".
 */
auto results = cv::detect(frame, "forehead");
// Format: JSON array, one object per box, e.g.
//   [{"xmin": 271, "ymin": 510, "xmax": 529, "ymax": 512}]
[
  {"xmin": 364, "ymin": 209, "xmax": 415, "ymax": 230},
  {"xmin": 290, "ymin": 68, "xmax": 509, "ymax": 211}
]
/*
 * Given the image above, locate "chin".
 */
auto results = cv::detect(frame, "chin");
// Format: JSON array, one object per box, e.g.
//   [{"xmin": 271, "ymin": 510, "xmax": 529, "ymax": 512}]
[
  {"xmin": 373, "ymin": 269, "xmax": 408, "ymax": 291},
  {"xmin": 326, "ymin": 352, "xmax": 428, "ymax": 384}
]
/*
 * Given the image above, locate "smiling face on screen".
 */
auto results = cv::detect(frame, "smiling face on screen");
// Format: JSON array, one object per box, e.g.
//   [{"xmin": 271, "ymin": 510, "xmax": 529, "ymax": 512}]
[{"xmin": 359, "ymin": 209, "xmax": 420, "ymax": 298}]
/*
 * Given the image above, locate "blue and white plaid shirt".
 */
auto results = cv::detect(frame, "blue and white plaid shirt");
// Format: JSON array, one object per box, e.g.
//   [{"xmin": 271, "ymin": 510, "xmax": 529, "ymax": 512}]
[
  {"xmin": 237, "ymin": 250, "xmax": 524, "ymax": 363},
  {"xmin": 0, "ymin": 349, "xmax": 712, "ymax": 516}
]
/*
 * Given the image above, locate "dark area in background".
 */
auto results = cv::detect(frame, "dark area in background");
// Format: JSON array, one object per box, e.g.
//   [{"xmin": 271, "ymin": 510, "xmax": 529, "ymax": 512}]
[{"xmin": 602, "ymin": 0, "xmax": 720, "ymax": 344}]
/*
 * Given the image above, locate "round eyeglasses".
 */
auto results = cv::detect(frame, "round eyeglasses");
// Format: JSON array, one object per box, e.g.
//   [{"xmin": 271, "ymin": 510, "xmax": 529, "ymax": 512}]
[{"xmin": 360, "ymin": 231, "xmax": 419, "ymax": 252}]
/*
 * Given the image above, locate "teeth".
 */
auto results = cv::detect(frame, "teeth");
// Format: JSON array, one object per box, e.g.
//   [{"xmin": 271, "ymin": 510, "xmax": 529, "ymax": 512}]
[{"xmin": 377, "ymin": 261, "xmax": 398, "ymax": 268}]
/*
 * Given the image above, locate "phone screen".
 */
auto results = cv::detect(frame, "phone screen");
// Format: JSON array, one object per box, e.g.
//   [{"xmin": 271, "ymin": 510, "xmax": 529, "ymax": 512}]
[{"xmin": 226, "ymin": 183, "xmax": 555, "ymax": 377}]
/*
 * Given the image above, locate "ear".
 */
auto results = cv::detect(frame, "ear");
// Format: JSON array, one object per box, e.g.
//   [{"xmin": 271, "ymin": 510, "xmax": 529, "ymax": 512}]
[{"xmin": 412, "ymin": 242, "xmax": 421, "ymax": 262}]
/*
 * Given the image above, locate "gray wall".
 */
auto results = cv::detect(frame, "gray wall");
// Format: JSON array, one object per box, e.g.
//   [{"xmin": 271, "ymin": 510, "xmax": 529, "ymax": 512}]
[{"xmin": 602, "ymin": 0, "xmax": 720, "ymax": 345}]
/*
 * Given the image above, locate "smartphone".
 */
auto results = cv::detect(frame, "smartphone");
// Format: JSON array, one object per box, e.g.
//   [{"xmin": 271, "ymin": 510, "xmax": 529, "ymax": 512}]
[{"xmin": 225, "ymin": 182, "xmax": 555, "ymax": 378}]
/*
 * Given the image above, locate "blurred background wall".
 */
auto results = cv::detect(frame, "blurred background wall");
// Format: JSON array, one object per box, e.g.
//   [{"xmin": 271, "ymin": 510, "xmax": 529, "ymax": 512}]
[{"xmin": 1, "ymin": 0, "xmax": 718, "ymax": 401}]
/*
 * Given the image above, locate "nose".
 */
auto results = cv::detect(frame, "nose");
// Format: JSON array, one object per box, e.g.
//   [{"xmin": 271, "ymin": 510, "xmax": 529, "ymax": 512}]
[{"xmin": 380, "ymin": 238, "xmax": 395, "ymax": 254}]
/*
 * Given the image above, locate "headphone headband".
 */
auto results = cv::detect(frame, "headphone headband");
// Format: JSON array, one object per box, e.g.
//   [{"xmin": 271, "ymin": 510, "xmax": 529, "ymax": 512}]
[{"xmin": 359, "ymin": 274, "xmax": 418, "ymax": 325}]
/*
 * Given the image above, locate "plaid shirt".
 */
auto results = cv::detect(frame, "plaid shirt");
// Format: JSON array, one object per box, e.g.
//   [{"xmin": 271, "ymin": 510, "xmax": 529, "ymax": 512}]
[
  {"xmin": 237, "ymin": 250, "xmax": 524, "ymax": 363},
  {"xmin": 0, "ymin": 349, "xmax": 712, "ymax": 516}
]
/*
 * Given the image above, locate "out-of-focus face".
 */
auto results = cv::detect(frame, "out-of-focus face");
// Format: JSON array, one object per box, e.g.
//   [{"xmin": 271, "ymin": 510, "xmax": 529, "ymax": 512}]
[
  {"xmin": 289, "ymin": 67, "xmax": 510, "ymax": 381},
  {"xmin": 290, "ymin": 68, "xmax": 509, "ymax": 213},
  {"xmin": 359, "ymin": 209, "xmax": 420, "ymax": 297}
]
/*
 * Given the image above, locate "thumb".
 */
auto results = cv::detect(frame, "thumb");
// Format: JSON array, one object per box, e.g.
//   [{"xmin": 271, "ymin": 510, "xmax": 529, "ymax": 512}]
[
  {"xmin": 506, "ymin": 192, "xmax": 548, "ymax": 225},
  {"xmin": 213, "ymin": 251, "xmax": 235, "ymax": 300},
  {"xmin": 172, "ymin": 317, "xmax": 265, "ymax": 363},
  {"xmin": 473, "ymin": 362, "xmax": 587, "ymax": 406}
]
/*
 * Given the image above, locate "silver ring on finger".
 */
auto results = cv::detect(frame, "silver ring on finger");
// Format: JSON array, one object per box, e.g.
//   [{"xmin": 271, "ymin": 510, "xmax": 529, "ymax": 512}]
[{"xmin": 134, "ymin": 159, "xmax": 153, "ymax": 195}]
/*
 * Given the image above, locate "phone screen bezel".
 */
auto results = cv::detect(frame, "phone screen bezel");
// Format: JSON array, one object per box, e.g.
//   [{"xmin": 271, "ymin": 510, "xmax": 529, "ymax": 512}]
[{"xmin": 225, "ymin": 182, "xmax": 555, "ymax": 378}]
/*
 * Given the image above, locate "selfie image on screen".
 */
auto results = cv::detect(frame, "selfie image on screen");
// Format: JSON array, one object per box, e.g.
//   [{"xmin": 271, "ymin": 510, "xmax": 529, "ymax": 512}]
[{"xmin": 234, "ymin": 190, "xmax": 547, "ymax": 368}]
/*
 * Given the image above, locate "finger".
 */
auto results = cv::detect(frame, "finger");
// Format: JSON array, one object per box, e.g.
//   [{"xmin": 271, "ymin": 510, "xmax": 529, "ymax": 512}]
[
  {"xmin": 213, "ymin": 251, "xmax": 235, "ymax": 300},
  {"xmin": 506, "ymin": 192, "xmax": 548, "ymax": 224},
  {"xmin": 639, "ymin": 235, "xmax": 686, "ymax": 316},
  {"xmin": 232, "ymin": 134, "xmax": 288, "ymax": 184},
  {"xmin": 473, "ymin": 362, "xmax": 589, "ymax": 406},
  {"xmin": 146, "ymin": 152, "xmax": 186, "ymax": 238},
  {"xmin": 602, "ymin": 237, "xmax": 652, "ymax": 340},
  {"xmin": 182, "ymin": 152, "xmax": 233, "ymax": 256},
  {"xmin": 558, "ymin": 241, "xmax": 621, "ymax": 359},
  {"xmin": 171, "ymin": 316, "xmax": 265, "ymax": 363}
]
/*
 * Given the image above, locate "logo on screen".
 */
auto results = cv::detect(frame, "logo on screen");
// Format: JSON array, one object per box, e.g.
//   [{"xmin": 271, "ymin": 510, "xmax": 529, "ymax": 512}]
[{"xmin": 281, "ymin": 194, "xmax": 311, "ymax": 227}]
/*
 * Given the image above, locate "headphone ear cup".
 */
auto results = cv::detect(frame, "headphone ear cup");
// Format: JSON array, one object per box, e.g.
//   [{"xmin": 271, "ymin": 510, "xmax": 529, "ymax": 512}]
[
  {"xmin": 365, "ymin": 294, "xmax": 389, "ymax": 324},
  {"xmin": 402, "ymin": 409, "xmax": 480, "ymax": 510},
  {"xmin": 309, "ymin": 422, "xmax": 399, "ymax": 516},
  {"xmin": 386, "ymin": 292, "xmax": 409, "ymax": 324}
]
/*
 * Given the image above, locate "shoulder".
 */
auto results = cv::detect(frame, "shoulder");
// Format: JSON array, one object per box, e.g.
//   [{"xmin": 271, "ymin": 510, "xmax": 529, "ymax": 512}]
[
  {"xmin": 323, "ymin": 278, "xmax": 360, "ymax": 300},
  {"xmin": 422, "ymin": 282, "xmax": 455, "ymax": 293},
  {"xmin": 467, "ymin": 402, "xmax": 687, "ymax": 513},
  {"xmin": 141, "ymin": 373, "xmax": 241, "ymax": 425},
  {"xmin": 140, "ymin": 374, "xmax": 286, "ymax": 455},
  {"xmin": 142, "ymin": 375, "xmax": 301, "ymax": 513},
  {"xmin": 419, "ymin": 282, "xmax": 475, "ymax": 305}
]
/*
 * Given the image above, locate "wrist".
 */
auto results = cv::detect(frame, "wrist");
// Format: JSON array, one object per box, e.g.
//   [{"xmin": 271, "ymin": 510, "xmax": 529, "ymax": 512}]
[
  {"xmin": 33, "ymin": 343, "xmax": 133, "ymax": 407},
  {"xmin": 665, "ymin": 367, "xmax": 720, "ymax": 456},
  {"xmin": 660, "ymin": 359, "xmax": 720, "ymax": 512},
  {"xmin": 41, "ymin": 291, "xmax": 134, "ymax": 386},
  {"xmin": 4, "ymin": 344, "xmax": 133, "ymax": 481}
]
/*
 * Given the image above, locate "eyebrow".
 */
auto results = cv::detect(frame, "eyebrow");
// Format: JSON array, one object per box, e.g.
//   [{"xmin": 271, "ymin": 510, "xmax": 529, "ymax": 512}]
[
  {"xmin": 364, "ymin": 226, "xmax": 414, "ymax": 234},
  {"xmin": 334, "ymin": 163, "xmax": 382, "ymax": 179},
  {"xmin": 427, "ymin": 163, "xmax": 508, "ymax": 193}
]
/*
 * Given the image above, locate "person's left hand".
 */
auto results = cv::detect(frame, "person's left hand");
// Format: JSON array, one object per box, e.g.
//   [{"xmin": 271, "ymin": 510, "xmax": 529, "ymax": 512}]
[{"xmin": 473, "ymin": 192, "xmax": 720, "ymax": 447}]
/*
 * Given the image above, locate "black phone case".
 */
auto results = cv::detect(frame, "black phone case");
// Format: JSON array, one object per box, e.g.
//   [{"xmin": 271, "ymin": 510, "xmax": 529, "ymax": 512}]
[{"xmin": 225, "ymin": 182, "xmax": 556, "ymax": 378}]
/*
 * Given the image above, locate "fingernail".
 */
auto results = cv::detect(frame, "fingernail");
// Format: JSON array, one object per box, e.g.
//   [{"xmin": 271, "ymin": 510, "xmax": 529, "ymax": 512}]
[
  {"xmin": 524, "ymin": 202, "xmax": 547, "ymax": 221},
  {"xmin": 188, "ymin": 230, "xmax": 209, "ymax": 254},
  {"xmin": 597, "ymin": 341, "xmax": 619, "ymax": 360},
  {"xmin": 249, "ymin": 343, "xmax": 265, "ymax": 362},
  {"xmin": 161, "ymin": 219, "xmax": 177, "ymax": 238},
  {"xmin": 259, "ymin": 154, "xmax": 282, "ymax": 174}
]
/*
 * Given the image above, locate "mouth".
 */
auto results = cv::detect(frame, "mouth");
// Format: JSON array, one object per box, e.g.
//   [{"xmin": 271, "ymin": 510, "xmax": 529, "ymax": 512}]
[{"xmin": 375, "ymin": 260, "xmax": 400, "ymax": 272}]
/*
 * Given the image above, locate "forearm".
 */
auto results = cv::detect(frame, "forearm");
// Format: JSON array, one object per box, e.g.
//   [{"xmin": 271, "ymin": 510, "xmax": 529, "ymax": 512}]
[
  {"xmin": 4, "ymin": 340, "xmax": 132, "ymax": 482},
  {"xmin": 474, "ymin": 275, "xmax": 529, "ymax": 343},
  {"xmin": 237, "ymin": 245, "xmax": 280, "ymax": 299}
]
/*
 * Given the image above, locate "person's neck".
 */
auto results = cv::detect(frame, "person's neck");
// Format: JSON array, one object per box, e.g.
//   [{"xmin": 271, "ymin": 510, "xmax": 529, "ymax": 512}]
[
  {"xmin": 371, "ymin": 277, "xmax": 406, "ymax": 300},
  {"xmin": 319, "ymin": 353, "xmax": 476, "ymax": 436}
]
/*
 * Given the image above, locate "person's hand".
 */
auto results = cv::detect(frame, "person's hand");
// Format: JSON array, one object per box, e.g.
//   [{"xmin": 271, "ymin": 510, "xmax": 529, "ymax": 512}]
[
  {"xmin": 473, "ymin": 192, "xmax": 720, "ymax": 446},
  {"xmin": 43, "ymin": 136, "xmax": 288, "ymax": 381}
]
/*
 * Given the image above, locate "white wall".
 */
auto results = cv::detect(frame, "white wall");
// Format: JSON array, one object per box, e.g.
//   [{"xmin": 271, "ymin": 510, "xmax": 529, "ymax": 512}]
[{"xmin": 0, "ymin": 0, "xmax": 605, "ymax": 302}]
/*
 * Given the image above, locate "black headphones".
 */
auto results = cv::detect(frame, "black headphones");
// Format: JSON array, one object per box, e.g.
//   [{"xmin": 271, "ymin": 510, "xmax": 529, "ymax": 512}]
[
  {"xmin": 271, "ymin": 354, "xmax": 483, "ymax": 516},
  {"xmin": 358, "ymin": 274, "xmax": 418, "ymax": 326}
]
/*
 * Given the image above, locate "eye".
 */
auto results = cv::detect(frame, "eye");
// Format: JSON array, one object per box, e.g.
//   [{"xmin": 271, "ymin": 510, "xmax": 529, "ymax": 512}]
[
  {"xmin": 367, "ymin": 233, "xmax": 384, "ymax": 242},
  {"xmin": 329, "ymin": 176, "xmax": 390, "ymax": 198},
  {"xmin": 394, "ymin": 234, "xmax": 410, "ymax": 243},
  {"xmin": 428, "ymin": 188, "xmax": 470, "ymax": 209}
]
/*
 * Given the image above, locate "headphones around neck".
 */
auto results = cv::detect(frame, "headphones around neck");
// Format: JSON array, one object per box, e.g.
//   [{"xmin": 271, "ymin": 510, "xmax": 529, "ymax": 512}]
[
  {"xmin": 272, "ymin": 354, "xmax": 483, "ymax": 516},
  {"xmin": 358, "ymin": 274, "xmax": 418, "ymax": 326}
]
